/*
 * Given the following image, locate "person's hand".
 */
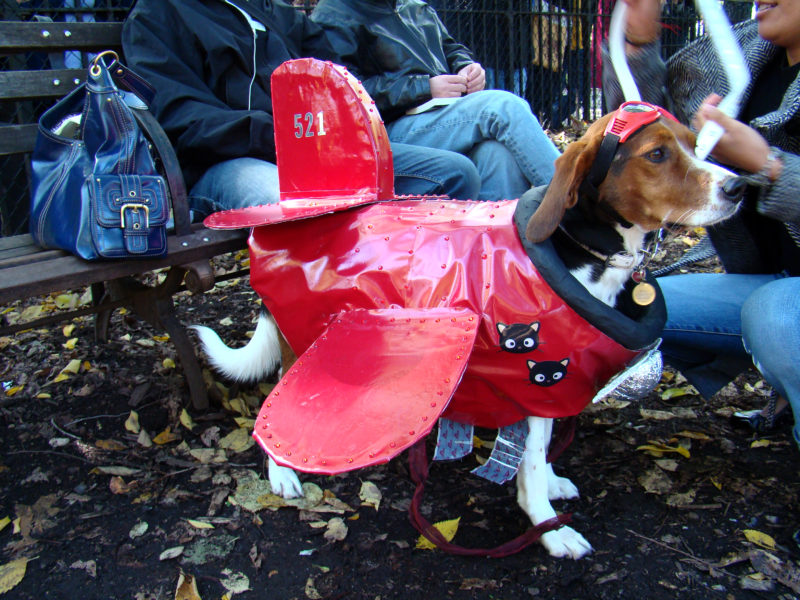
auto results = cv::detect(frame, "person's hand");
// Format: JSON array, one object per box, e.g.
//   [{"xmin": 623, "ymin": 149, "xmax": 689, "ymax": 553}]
[
  {"xmin": 458, "ymin": 63, "xmax": 486, "ymax": 94},
  {"xmin": 693, "ymin": 94, "xmax": 777, "ymax": 177},
  {"xmin": 623, "ymin": 0, "xmax": 662, "ymax": 47},
  {"xmin": 429, "ymin": 74, "xmax": 468, "ymax": 98}
]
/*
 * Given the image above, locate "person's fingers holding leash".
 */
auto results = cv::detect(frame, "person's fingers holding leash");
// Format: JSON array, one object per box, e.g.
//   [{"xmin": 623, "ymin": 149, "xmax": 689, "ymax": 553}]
[{"xmin": 694, "ymin": 93, "xmax": 775, "ymax": 176}]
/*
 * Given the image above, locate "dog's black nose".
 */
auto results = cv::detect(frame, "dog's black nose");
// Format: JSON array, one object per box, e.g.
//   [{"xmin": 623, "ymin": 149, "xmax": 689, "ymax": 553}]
[{"xmin": 722, "ymin": 176, "xmax": 747, "ymax": 201}]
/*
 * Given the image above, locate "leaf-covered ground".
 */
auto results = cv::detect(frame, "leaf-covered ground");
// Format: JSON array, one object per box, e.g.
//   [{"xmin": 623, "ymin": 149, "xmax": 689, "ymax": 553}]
[{"xmin": 2, "ymin": 125, "xmax": 799, "ymax": 600}]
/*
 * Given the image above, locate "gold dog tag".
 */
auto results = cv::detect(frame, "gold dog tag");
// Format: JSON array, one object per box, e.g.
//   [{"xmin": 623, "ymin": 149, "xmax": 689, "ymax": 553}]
[{"xmin": 632, "ymin": 281, "xmax": 657, "ymax": 306}]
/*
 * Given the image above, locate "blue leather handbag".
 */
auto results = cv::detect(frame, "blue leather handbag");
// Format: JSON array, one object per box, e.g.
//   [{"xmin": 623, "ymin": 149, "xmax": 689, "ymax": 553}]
[{"xmin": 30, "ymin": 51, "xmax": 168, "ymax": 260}]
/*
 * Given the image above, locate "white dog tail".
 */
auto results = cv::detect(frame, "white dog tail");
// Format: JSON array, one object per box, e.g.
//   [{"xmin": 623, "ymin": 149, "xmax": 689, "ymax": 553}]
[{"xmin": 191, "ymin": 312, "xmax": 281, "ymax": 383}]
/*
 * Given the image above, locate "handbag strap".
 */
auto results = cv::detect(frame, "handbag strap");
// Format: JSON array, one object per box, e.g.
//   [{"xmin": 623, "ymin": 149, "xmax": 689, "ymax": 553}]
[{"xmin": 90, "ymin": 51, "xmax": 156, "ymax": 107}]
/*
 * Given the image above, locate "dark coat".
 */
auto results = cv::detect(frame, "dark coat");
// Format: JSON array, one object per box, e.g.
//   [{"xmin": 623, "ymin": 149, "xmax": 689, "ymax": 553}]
[
  {"xmin": 311, "ymin": 0, "xmax": 475, "ymax": 122},
  {"xmin": 122, "ymin": 0, "xmax": 339, "ymax": 188}
]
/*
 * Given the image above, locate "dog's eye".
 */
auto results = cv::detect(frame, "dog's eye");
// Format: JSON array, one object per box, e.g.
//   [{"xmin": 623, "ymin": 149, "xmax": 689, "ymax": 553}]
[{"xmin": 645, "ymin": 148, "xmax": 666, "ymax": 163}]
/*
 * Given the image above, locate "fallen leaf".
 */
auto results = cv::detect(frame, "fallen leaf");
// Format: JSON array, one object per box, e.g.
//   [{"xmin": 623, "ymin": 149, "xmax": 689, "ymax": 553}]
[
  {"xmin": 93, "ymin": 466, "xmax": 142, "ymax": 477},
  {"xmin": 95, "ymin": 439, "xmax": 127, "ymax": 451},
  {"xmin": 0, "ymin": 517, "xmax": 9, "ymax": 533},
  {"xmin": 69, "ymin": 559, "xmax": 96, "ymax": 578},
  {"xmin": 52, "ymin": 358, "xmax": 82, "ymax": 383},
  {"xmin": 187, "ymin": 519, "xmax": 214, "ymax": 530},
  {"xmin": 163, "ymin": 357, "xmax": 176, "ymax": 369},
  {"xmin": 750, "ymin": 439, "xmax": 771, "ymax": 448},
  {"xmin": 220, "ymin": 569, "xmax": 250, "ymax": 596},
  {"xmin": 305, "ymin": 577, "xmax": 322, "ymax": 599},
  {"xmin": 0, "ymin": 558, "xmax": 28, "ymax": 593},
  {"xmin": 637, "ymin": 442, "xmax": 691, "ymax": 459},
  {"xmin": 666, "ymin": 489, "xmax": 696, "ymax": 507},
  {"xmin": 323, "ymin": 517, "xmax": 348, "ymax": 542},
  {"xmin": 62, "ymin": 324, "xmax": 76, "ymax": 337},
  {"xmin": 750, "ymin": 549, "xmax": 800, "ymax": 593},
  {"xmin": 179, "ymin": 409, "xmax": 196, "ymax": 431},
  {"xmin": 159, "ymin": 546, "xmax": 184, "ymax": 561},
  {"xmin": 175, "ymin": 570, "xmax": 202, "ymax": 600},
  {"xmin": 125, "ymin": 411, "xmax": 140, "ymax": 434},
  {"xmin": 62, "ymin": 337, "xmax": 77, "ymax": 350},
  {"xmin": 359, "ymin": 481, "xmax": 382, "ymax": 511},
  {"xmin": 137, "ymin": 429, "xmax": 153, "ymax": 448},
  {"xmin": 744, "ymin": 529, "xmax": 777, "ymax": 551},
  {"xmin": 129, "ymin": 521, "xmax": 148, "ymax": 539},
  {"xmin": 676, "ymin": 430, "xmax": 712, "ymax": 441},
  {"xmin": 638, "ymin": 468, "xmax": 674, "ymax": 495},
  {"xmin": 416, "ymin": 517, "xmax": 460, "ymax": 550},
  {"xmin": 218, "ymin": 428, "xmax": 254, "ymax": 453},
  {"xmin": 153, "ymin": 427, "xmax": 180, "ymax": 445}
]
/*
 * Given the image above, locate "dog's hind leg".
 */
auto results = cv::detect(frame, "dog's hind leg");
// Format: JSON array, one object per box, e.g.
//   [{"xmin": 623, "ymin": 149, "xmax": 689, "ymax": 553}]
[
  {"xmin": 268, "ymin": 456, "xmax": 304, "ymax": 498},
  {"xmin": 517, "ymin": 416, "xmax": 592, "ymax": 559}
]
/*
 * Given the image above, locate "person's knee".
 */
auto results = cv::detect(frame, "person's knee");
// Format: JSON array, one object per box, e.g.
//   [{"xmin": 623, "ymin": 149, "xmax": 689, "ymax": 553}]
[{"xmin": 475, "ymin": 89, "xmax": 538, "ymax": 122}]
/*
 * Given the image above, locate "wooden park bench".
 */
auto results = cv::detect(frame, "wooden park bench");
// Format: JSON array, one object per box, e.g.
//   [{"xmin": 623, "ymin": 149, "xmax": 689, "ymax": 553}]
[{"xmin": 0, "ymin": 20, "xmax": 249, "ymax": 410}]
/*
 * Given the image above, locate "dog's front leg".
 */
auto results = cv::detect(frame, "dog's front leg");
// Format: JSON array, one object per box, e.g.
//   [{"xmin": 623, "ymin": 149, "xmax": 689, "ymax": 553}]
[{"xmin": 517, "ymin": 416, "xmax": 592, "ymax": 559}]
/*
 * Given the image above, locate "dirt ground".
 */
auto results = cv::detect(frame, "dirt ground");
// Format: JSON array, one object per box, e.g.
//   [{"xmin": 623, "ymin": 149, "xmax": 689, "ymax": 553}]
[{"xmin": 2, "ymin": 130, "xmax": 799, "ymax": 599}]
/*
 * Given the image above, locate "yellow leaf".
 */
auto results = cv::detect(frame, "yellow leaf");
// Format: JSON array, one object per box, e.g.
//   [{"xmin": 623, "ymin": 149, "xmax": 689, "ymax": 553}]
[
  {"xmin": 218, "ymin": 428, "xmax": 254, "ymax": 453},
  {"xmin": 416, "ymin": 517, "xmax": 460, "ymax": 550},
  {"xmin": 710, "ymin": 477, "xmax": 722, "ymax": 491},
  {"xmin": 750, "ymin": 439, "xmax": 771, "ymax": 448},
  {"xmin": 162, "ymin": 357, "xmax": 176, "ymax": 369},
  {"xmin": 175, "ymin": 570, "xmax": 202, "ymax": 600},
  {"xmin": 228, "ymin": 397, "xmax": 250, "ymax": 417},
  {"xmin": 676, "ymin": 430, "xmax": 712, "ymax": 441},
  {"xmin": 153, "ymin": 335, "xmax": 170, "ymax": 342},
  {"xmin": 744, "ymin": 529, "xmax": 777, "ymax": 550},
  {"xmin": 62, "ymin": 324, "xmax": 76, "ymax": 337},
  {"xmin": 186, "ymin": 519, "xmax": 214, "ymax": 529},
  {"xmin": 179, "ymin": 409, "xmax": 196, "ymax": 431},
  {"xmin": 359, "ymin": 481, "xmax": 382, "ymax": 511},
  {"xmin": 152, "ymin": 427, "xmax": 180, "ymax": 445},
  {"xmin": 35, "ymin": 392, "xmax": 51, "ymax": 399},
  {"xmin": 95, "ymin": 439, "xmax": 127, "ymax": 451},
  {"xmin": 53, "ymin": 293, "xmax": 77, "ymax": 308},
  {"xmin": 125, "ymin": 411, "xmax": 140, "ymax": 434},
  {"xmin": 660, "ymin": 386, "xmax": 696, "ymax": 400},
  {"xmin": 4, "ymin": 385, "xmax": 23, "ymax": 397},
  {"xmin": 0, "ymin": 516, "xmax": 10, "ymax": 533},
  {"xmin": 62, "ymin": 338, "xmax": 77, "ymax": 350},
  {"xmin": 233, "ymin": 417, "xmax": 256, "ymax": 429},
  {"xmin": 0, "ymin": 558, "xmax": 28, "ymax": 594},
  {"xmin": 82, "ymin": 360, "xmax": 92, "ymax": 371},
  {"xmin": 52, "ymin": 358, "xmax": 82, "ymax": 382},
  {"xmin": 636, "ymin": 443, "xmax": 690, "ymax": 459}
]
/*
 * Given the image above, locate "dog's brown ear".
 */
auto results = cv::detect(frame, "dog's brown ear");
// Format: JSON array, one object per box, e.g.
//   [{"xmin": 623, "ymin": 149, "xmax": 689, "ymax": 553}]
[{"xmin": 525, "ymin": 115, "xmax": 611, "ymax": 243}]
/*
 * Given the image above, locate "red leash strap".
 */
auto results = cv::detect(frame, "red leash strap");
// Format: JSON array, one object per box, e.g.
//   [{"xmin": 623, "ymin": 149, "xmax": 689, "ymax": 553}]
[
  {"xmin": 546, "ymin": 415, "xmax": 577, "ymax": 464},
  {"xmin": 407, "ymin": 440, "xmax": 571, "ymax": 558}
]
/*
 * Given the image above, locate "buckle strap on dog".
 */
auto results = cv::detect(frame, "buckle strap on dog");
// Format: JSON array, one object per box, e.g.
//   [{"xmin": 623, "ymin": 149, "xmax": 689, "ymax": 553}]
[{"xmin": 408, "ymin": 440, "xmax": 571, "ymax": 557}]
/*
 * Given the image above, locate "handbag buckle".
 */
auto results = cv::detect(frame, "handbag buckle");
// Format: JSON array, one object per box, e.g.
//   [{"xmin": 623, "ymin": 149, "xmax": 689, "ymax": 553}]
[{"xmin": 120, "ymin": 203, "xmax": 149, "ymax": 230}]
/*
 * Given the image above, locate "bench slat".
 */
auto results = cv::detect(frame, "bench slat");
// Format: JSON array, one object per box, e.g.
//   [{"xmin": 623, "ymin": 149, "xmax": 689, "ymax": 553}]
[
  {"xmin": 0, "ymin": 22, "xmax": 122, "ymax": 52},
  {"xmin": 0, "ymin": 124, "xmax": 38, "ymax": 157},
  {"xmin": 0, "ymin": 69, "xmax": 86, "ymax": 100},
  {"xmin": 0, "ymin": 228, "xmax": 248, "ymax": 304}
]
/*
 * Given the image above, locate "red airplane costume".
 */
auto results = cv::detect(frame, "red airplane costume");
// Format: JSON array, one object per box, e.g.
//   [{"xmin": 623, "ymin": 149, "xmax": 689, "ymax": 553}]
[{"xmin": 206, "ymin": 59, "xmax": 664, "ymax": 477}]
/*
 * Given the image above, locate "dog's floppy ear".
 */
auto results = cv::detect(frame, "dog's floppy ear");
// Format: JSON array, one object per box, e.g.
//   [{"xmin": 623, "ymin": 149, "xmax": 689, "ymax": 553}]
[{"xmin": 525, "ymin": 115, "xmax": 611, "ymax": 243}]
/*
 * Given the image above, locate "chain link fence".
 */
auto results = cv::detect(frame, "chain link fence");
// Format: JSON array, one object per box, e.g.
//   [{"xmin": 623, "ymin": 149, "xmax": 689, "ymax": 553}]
[{"xmin": 1, "ymin": 0, "xmax": 753, "ymax": 235}]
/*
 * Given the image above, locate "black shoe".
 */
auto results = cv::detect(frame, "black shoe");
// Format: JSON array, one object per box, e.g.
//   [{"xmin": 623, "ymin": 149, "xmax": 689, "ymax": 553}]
[{"xmin": 731, "ymin": 394, "xmax": 790, "ymax": 432}]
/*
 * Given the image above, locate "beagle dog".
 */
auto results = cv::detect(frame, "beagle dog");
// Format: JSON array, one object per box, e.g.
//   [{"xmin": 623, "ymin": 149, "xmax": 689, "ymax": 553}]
[{"xmin": 193, "ymin": 102, "xmax": 742, "ymax": 559}]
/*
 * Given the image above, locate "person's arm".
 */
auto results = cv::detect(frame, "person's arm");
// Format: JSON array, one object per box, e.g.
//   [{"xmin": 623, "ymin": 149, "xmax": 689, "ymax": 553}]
[
  {"xmin": 601, "ymin": 0, "xmax": 669, "ymax": 110},
  {"xmin": 309, "ymin": 10, "xmax": 434, "ymax": 120},
  {"xmin": 122, "ymin": 2, "xmax": 278, "ymax": 167}
]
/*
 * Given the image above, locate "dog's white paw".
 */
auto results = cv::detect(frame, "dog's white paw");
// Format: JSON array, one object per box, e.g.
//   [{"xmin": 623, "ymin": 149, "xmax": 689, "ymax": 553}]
[
  {"xmin": 268, "ymin": 459, "xmax": 304, "ymax": 499},
  {"xmin": 547, "ymin": 472, "xmax": 580, "ymax": 501},
  {"xmin": 540, "ymin": 526, "xmax": 593, "ymax": 559}
]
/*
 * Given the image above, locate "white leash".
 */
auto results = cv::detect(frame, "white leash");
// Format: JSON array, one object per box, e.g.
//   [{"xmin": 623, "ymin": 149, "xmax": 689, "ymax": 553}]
[
  {"xmin": 692, "ymin": 0, "xmax": 750, "ymax": 159},
  {"xmin": 607, "ymin": 0, "xmax": 750, "ymax": 160}
]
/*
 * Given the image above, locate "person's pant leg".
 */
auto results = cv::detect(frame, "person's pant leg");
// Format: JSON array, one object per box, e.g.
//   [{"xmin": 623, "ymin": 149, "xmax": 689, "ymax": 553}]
[
  {"xmin": 657, "ymin": 272, "xmax": 780, "ymax": 398},
  {"xmin": 391, "ymin": 142, "xmax": 480, "ymax": 200},
  {"xmin": 741, "ymin": 276, "xmax": 800, "ymax": 449},
  {"xmin": 386, "ymin": 90, "xmax": 559, "ymax": 189},
  {"xmin": 469, "ymin": 140, "xmax": 529, "ymax": 200},
  {"xmin": 189, "ymin": 157, "xmax": 280, "ymax": 218}
]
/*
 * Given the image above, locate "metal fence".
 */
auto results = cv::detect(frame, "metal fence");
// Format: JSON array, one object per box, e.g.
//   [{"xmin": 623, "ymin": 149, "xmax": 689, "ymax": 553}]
[{"xmin": 1, "ymin": 0, "xmax": 753, "ymax": 236}]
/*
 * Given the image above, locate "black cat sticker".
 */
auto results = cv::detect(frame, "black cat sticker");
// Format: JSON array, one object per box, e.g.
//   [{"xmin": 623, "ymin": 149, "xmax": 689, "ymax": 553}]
[
  {"xmin": 527, "ymin": 358, "xmax": 569, "ymax": 387},
  {"xmin": 497, "ymin": 322, "xmax": 540, "ymax": 353}
]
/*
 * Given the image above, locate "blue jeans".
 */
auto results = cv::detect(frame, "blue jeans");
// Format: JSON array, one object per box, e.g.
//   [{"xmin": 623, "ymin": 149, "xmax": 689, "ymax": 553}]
[
  {"xmin": 188, "ymin": 142, "xmax": 481, "ymax": 218},
  {"xmin": 658, "ymin": 272, "xmax": 800, "ymax": 449},
  {"xmin": 385, "ymin": 90, "xmax": 560, "ymax": 201}
]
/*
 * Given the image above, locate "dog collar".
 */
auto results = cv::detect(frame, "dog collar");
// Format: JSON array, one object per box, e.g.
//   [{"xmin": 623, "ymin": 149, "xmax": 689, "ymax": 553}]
[{"xmin": 580, "ymin": 102, "xmax": 680, "ymax": 218}]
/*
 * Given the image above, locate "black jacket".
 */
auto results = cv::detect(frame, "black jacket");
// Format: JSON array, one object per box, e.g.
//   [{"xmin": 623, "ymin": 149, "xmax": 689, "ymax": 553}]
[
  {"xmin": 311, "ymin": 0, "xmax": 475, "ymax": 122},
  {"xmin": 122, "ymin": 0, "xmax": 339, "ymax": 188}
]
